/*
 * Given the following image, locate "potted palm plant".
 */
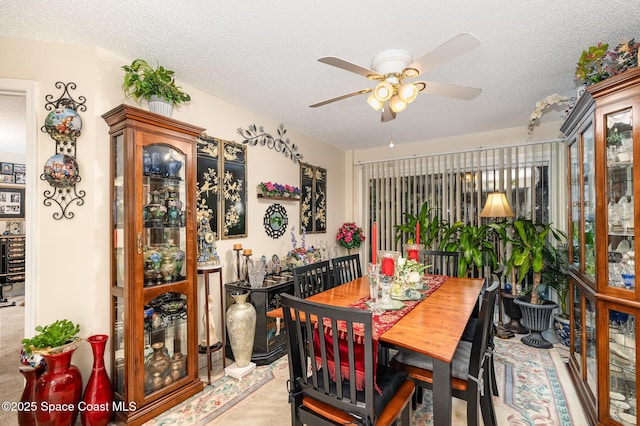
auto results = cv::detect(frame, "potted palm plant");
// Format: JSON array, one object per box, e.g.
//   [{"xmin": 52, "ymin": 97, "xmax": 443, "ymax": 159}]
[
  {"xmin": 440, "ymin": 221, "xmax": 497, "ymax": 278},
  {"xmin": 122, "ymin": 58, "xmax": 191, "ymax": 117},
  {"xmin": 511, "ymin": 218, "xmax": 565, "ymax": 348}
]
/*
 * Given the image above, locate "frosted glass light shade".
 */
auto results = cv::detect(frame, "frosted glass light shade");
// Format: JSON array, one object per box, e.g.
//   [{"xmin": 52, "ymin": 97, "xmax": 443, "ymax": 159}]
[
  {"xmin": 479, "ymin": 192, "xmax": 515, "ymax": 217},
  {"xmin": 398, "ymin": 83, "xmax": 418, "ymax": 103},
  {"xmin": 374, "ymin": 81, "xmax": 394, "ymax": 102},
  {"xmin": 367, "ymin": 94, "xmax": 384, "ymax": 111},
  {"xmin": 389, "ymin": 95, "xmax": 407, "ymax": 113}
]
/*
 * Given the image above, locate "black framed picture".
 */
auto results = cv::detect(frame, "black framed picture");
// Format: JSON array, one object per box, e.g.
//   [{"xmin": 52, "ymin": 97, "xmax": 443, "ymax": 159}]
[
  {"xmin": 0, "ymin": 187, "xmax": 25, "ymax": 218},
  {"xmin": 1, "ymin": 163, "xmax": 13, "ymax": 175},
  {"xmin": 13, "ymin": 163, "xmax": 25, "ymax": 174},
  {"xmin": 14, "ymin": 173, "xmax": 25, "ymax": 184}
]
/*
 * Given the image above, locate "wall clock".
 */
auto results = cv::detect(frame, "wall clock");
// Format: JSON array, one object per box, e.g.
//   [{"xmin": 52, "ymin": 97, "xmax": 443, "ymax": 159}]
[{"xmin": 264, "ymin": 204, "xmax": 288, "ymax": 239}]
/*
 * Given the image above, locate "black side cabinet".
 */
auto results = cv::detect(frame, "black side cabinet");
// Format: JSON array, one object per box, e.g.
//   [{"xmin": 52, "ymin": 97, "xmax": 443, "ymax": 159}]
[{"xmin": 225, "ymin": 275, "xmax": 294, "ymax": 365}]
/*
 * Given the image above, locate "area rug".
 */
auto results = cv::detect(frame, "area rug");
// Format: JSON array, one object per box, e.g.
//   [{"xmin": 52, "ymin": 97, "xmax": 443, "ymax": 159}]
[{"xmin": 147, "ymin": 337, "xmax": 587, "ymax": 425}]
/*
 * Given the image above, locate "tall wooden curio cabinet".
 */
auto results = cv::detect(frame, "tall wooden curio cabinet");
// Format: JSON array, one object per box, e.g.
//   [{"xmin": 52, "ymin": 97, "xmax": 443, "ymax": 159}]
[
  {"xmin": 562, "ymin": 68, "xmax": 640, "ymax": 425},
  {"xmin": 103, "ymin": 105, "xmax": 204, "ymax": 425}
]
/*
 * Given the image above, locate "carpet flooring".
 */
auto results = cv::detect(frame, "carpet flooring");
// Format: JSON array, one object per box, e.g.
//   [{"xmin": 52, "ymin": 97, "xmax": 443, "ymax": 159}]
[{"xmin": 147, "ymin": 336, "xmax": 587, "ymax": 425}]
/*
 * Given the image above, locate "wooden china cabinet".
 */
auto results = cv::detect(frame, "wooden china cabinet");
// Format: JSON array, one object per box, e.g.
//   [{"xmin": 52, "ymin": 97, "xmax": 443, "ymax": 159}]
[
  {"xmin": 103, "ymin": 105, "xmax": 204, "ymax": 425},
  {"xmin": 562, "ymin": 68, "xmax": 640, "ymax": 426}
]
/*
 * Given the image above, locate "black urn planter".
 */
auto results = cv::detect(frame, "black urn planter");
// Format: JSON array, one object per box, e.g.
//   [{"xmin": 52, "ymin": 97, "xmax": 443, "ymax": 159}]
[
  {"xmin": 514, "ymin": 297, "xmax": 558, "ymax": 349},
  {"xmin": 501, "ymin": 292, "xmax": 528, "ymax": 334}
]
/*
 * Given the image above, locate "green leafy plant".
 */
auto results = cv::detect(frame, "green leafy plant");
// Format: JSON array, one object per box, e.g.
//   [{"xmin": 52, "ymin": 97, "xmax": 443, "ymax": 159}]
[
  {"xmin": 22, "ymin": 319, "xmax": 81, "ymax": 355},
  {"xmin": 541, "ymin": 243, "xmax": 570, "ymax": 318},
  {"xmin": 440, "ymin": 222, "xmax": 497, "ymax": 277},
  {"xmin": 393, "ymin": 201, "xmax": 447, "ymax": 250},
  {"xmin": 122, "ymin": 58, "xmax": 191, "ymax": 107},
  {"xmin": 510, "ymin": 219, "xmax": 565, "ymax": 304},
  {"xmin": 575, "ymin": 43, "xmax": 610, "ymax": 86}
]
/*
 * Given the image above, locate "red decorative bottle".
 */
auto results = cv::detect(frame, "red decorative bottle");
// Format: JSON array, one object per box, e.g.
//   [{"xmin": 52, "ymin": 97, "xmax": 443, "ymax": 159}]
[
  {"xmin": 35, "ymin": 348, "xmax": 82, "ymax": 426},
  {"xmin": 18, "ymin": 366, "xmax": 39, "ymax": 425},
  {"xmin": 81, "ymin": 335, "xmax": 113, "ymax": 426}
]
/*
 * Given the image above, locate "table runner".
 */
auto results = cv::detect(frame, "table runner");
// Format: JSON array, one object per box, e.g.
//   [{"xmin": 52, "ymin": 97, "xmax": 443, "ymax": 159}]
[{"xmin": 313, "ymin": 274, "xmax": 449, "ymax": 392}]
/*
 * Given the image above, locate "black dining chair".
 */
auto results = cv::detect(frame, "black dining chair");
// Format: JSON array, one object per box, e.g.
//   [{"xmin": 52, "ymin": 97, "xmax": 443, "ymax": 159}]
[
  {"xmin": 330, "ymin": 254, "xmax": 362, "ymax": 286},
  {"xmin": 292, "ymin": 261, "xmax": 331, "ymax": 298},
  {"xmin": 281, "ymin": 293, "xmax": 415, "ymax": 426},
  {"xmin": 420, "ymin": 250, "xmax": 459, "ymax": 277},
  {"xmin": 389, "ymin": 281, "xmax": 499, "ymax": 426}
]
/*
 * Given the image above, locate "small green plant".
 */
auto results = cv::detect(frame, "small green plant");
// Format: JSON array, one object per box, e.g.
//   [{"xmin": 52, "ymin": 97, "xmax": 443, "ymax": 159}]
[
  {"xmin": 122, "ymin": 58, "xmax": 191, "ymax": 107},
  {"xmin": 22, "ymin": 319, "xmax": 81, "ymax": 354},
  {"xmin": 393, "ymin": 201, "xmax": 447, "ymax": 250}
]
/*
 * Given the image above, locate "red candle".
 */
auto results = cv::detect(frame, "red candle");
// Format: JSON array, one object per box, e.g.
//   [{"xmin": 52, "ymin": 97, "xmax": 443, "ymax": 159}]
[
  {"xmin": 381, "ymin": 257, "xmax": 394, "ymax": 276},
  {"xmin": 416, "ymin": 222, "xmax": 420, "ymax": 244},
  {"xmin": 371, "ymin": 222, "xmax": 377, "ymax": 263},
  {"xmin": 407, "ymin": 249, "xmax": 419, "ymax": 261}
]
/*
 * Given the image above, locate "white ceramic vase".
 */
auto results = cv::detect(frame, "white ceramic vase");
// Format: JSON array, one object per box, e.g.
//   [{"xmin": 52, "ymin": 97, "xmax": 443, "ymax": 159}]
[{"xmin": 226, "ymin": 291, "xmax": 256, "ymax": 367}]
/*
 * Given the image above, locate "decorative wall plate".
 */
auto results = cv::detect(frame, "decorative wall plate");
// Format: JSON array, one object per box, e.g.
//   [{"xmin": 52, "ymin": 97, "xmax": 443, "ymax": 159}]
[
  {"xmin": 44, "ymin": 107, "xmax": 82, "ymax": 143},
  {"xmin": 43, "ymin": 154, "xmax": 80, "ymax": 188},
  {"xmin": 264, "ymin": 204, "xmax": 288, "ymax": 239}
]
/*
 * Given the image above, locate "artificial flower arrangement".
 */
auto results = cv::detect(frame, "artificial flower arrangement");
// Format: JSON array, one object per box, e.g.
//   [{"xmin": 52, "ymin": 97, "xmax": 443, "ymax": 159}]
[
  {"xmin": 257, "ymin": 181, "xmax": 301, "ymax": 199},
  {"xmin": 391, "ymin": 257, "xmax": 428, "ymax": 296},
  {"xmin": 575, "ymin": 39, "xmax": 639, "ymax": 86},
  {"xmin": 527, "ymin": 93, "xmax": 570, "ymax": 135},
  {"xmin": 335, "ymin": 222, "xmax": 366, "ymax": 251},
  {"xmin": 284, "ymin": 226, "xmax": 321, "ymax": 269}
]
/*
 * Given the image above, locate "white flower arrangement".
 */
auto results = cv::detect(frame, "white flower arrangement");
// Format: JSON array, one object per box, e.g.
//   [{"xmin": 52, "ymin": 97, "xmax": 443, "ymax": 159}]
[{"xmin": 528, "ymin": 93, "xmax": 569, "ymax": 135}]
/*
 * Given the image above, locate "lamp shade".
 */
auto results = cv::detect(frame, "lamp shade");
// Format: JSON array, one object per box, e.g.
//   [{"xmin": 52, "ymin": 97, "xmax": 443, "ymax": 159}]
[
  {"xmin": 389, "ymin": 95, "xmax": 407, "ymax": 113},
  {"xmin": 397, "ymin": 83, "xmax": 418, "ymax": 103},
  {"xmin": 373, "ymin": 81, "xmax": 393, "ymax": 102},
  {"xmin": 479, "ymin": 192, "xmax": 515, "ymax": 218},
  {"xmin": 367, "ymin": 93, "xmax": 384, "ymax": 111}
]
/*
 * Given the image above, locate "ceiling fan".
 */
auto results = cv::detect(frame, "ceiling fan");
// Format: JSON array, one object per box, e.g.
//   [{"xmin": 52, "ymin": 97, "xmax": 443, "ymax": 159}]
[{"xmin": 309, "ymin": 33, "xmax": 482, "ymax": 122}]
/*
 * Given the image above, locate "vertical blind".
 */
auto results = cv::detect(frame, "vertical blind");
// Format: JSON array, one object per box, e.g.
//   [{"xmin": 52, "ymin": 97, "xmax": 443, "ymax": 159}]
[{"xmin": 358, "ymin": 141, "xmax": 567, "ymax": 261}]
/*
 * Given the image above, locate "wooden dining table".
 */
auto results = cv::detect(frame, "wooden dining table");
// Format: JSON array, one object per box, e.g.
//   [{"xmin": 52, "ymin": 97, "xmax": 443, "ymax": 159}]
[{"xmin": 267, "ymin": 274, "xmax": 485, "ymax": 426}]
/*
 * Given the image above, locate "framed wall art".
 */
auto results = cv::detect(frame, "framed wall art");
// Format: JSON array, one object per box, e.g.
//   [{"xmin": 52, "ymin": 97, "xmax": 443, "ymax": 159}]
[
  {"xmin": 300, "ymin": 162, "xmax": 327, "ymax": 234},
  {"xmin": 0, "ymin": 187, "xmax": 25, "ymax": 219},
  {"xmin": 1, "ymin": 163, "xmax": 13, "ymax": 175},
  {"xmin": 197, "ymin": 135, "xmax": 247, "ymax": 240}
]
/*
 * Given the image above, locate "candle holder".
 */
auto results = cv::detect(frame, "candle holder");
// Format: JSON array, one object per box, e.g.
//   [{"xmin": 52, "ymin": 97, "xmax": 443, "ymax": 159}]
[
  {"xmin": 233, "ymin": 247, "xmax": 243, "ymax": 281},
  {"xmin": 403, "ymin": 243, "xmax": 424, "ymax": 262},
  {"xmin": 242, "ymin": 254, "xmax": 251, "ymax": 282}
]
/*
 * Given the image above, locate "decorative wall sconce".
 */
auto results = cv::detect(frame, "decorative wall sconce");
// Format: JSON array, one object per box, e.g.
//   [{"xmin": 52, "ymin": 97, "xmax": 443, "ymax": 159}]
[{"xmin": 40, "ymin": 82, "xmax": 86, "ymax": 219}]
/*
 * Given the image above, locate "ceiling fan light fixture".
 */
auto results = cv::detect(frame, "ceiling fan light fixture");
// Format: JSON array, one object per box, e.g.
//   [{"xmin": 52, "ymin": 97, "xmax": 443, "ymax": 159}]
[
  {"xmin": 367, "ymin": 93, "xmax": 384, "ymax": 111},
  {"xmin": 397, "ymin": 83, "xmax": 418, "ymax": 103},
  {"xmin": 402, "ymin": 67, "xmax": 419, "ymax": 79},
  {"xmin": 373, "ymin": 81, "xmax": 393, "ymax": 102},
  {"xmin": 389, "ymin": 95, "xmax": 407, "ymax": 113}
]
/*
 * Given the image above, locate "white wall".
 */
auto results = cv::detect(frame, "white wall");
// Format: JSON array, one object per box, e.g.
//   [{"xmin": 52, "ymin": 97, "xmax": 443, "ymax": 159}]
[{"xmin": 0, "ymin": 37, "xmax": 346, "ymax": 377}]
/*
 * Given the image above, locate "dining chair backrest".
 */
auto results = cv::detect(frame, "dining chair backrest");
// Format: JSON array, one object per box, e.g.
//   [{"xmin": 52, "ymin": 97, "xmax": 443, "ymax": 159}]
[
  {"xmin": 330, "ymin": 254, "xmax": 362, "ymax": 286},
  {"xmin": 292, "ymin": 260, "xmax": 331, "ymax": 298},
  {"xmin": 421, "ymin": 250, "xmax": 459, "ymax": 277},
  {"xmin": 281, "ymin": 293, "xmax": 414, "ymax": 426}
]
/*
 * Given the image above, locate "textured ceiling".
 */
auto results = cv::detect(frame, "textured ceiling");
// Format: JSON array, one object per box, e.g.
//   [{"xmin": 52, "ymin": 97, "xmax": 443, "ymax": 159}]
[{"xmin": 2, "ymin": 1, "xmax": 639, "ymax": 150}]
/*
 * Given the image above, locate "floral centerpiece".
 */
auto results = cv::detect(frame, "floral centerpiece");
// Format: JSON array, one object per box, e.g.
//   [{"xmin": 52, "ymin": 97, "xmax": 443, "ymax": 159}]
[
  {"xmin": 575, "ymin": 40, "xmax": 639, "ymax": 86},
  {"xmin": 336, "ymin": 222, "xmax": 365, "ymax": 252},
  {"xmin": 391, "ymin": 257, "xmax": 428, "ymax": 296},
  {"xmin": 257, "ymin": 181, "xmax": 301, "ymax": 199},
  {"xmin": 284, "ymin": 227, "xmax": 321, "ymax": 269}
]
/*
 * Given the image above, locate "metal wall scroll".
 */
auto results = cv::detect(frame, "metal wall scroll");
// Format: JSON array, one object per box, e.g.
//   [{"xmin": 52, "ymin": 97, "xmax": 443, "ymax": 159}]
[
  {"xmin": 237, "ymin": 123, "xmax": 303, "ymax": 164},
  {"xmin": 40, "ymin": 82, "xmax": 86, "ymax": 219}
]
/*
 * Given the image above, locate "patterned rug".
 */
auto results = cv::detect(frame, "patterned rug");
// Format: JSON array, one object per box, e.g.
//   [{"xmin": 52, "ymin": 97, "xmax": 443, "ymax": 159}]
[{"xmin": 147, "ymin": 337, "xmax": 586, "ymax": 425}]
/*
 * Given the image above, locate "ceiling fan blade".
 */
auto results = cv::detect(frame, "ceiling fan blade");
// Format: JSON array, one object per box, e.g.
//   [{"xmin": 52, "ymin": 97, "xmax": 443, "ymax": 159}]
[
  {"xmin": 381, "ymin": 103, "xmax": 396, "ymax": 122},
  {"xmin": 309, "ymin": 88, "xmax": 372, "ymax": 108},
  {"xmin": 420, "ymin": 81, "xmax": 482, "ymax": 100},
  {"xmin": 408, "ymin": 32, "xmax": 481, "ymax": 75},
  {"xmin": 318, "ymin": 57, "xmax": 382, "ymax": 80}
]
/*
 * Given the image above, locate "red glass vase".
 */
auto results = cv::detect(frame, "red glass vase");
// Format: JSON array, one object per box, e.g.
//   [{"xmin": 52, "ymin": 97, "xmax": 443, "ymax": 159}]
[
  {"xmin": 18, "ymin": 366, "xmax": 40, "ymax": 425},
  {"xmin": 81, "ymin": 335, "xmax": 113, "ymax": 426},
  {"xmin": 35, "ymin": 347, "xmax": 82, "ymax": 426}
]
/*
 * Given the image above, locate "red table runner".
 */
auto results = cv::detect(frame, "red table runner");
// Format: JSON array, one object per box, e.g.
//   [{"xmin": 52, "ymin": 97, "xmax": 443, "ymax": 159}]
[{"xmin": 313, "ymin": 274, "xmax": 449, "ymax": 392}]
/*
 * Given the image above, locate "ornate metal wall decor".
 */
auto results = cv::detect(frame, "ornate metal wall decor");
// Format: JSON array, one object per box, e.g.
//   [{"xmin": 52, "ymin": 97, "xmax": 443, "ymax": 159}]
[
  {"xmin": 197, "ymin": 133, "xmax": 247, "ymax": 239},
  {"xmin": 264, "ymin": 204, "xmax": 288, "ymax": 239},
  {"xmin": 300, "ymin": 162, "xmax": 327, "ymax": 234},
  {"xmin": 237, "ymin": 124, "xmax": 303, "ymax": 164},
  {"xmin": 40, "ymin": 82, "xmax": 86, "ymax": 219}
]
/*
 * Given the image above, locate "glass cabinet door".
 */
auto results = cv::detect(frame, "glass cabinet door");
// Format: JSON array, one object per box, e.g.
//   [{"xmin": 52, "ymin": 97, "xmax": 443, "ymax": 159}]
[
  {"xmin": 606, "ymin": 108, "xmax": 635, "ymax": 293},
  {"xmin": 583, "ymin": 124, "xmax": 596, "ymax": 279},
  {"xmin": 570, "ymin": 142, "xmax": 581, "ymax": 269},
  {"xmin": 606, "ymin": 306, "xmax": 637, "ymax": 423}
]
